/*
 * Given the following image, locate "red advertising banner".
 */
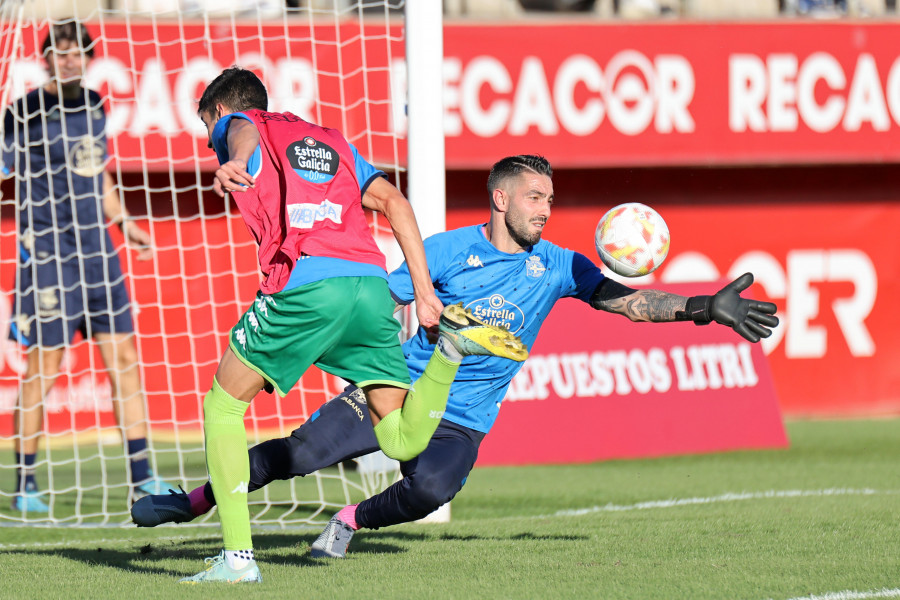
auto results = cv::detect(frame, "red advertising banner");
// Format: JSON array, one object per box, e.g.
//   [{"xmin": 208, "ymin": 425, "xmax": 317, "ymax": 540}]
[
  {"xmin": 477, "ymin": 283, "xmax": 787, "ymax": 466},
  {"xmin": 5, "ymin": 21, "xmax": 900, "ymax": 169},
  {"xmin": 441, "ymin": 21, "xmax": 900, "ymax": 168}
]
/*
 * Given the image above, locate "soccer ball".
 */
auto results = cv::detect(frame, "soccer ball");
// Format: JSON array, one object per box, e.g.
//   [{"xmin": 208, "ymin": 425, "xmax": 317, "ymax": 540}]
[{"xmin": 594, "ymin": 202, "xmax": 670, "ymax": 277}]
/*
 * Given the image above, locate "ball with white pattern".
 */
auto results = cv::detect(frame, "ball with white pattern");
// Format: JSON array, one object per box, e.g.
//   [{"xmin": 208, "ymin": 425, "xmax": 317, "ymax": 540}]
[{"xmin": 594, "ymin": 202, "xmax": 670, "ymax": 277}]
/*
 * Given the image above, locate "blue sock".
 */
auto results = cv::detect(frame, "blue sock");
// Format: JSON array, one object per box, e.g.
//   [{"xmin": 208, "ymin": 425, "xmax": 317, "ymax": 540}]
[
  {"xmin": 14, "ymin": 452, "xmax": 37, "ymax": 493},
  {"xmin": 127, "ymin": 438, "xmax": 150, "ymax": 484}
]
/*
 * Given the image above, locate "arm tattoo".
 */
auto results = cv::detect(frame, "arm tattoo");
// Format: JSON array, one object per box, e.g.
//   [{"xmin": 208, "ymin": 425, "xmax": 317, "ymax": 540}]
[{"xmin": 592, "ymin": 286, "xmax": 689, "ymax": 323}]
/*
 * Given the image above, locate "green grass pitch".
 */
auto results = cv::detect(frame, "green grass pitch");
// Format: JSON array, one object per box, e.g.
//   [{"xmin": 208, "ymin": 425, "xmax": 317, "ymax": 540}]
[{"xmin": 1, "ymin": 419, "xmax": 898, "ymax": 600}]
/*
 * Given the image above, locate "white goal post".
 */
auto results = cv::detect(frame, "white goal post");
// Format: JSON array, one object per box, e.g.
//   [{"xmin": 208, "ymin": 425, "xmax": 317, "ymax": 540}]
[{"xmin": 0, "ymin": 0, "xmax": 445, "ymax": 527}]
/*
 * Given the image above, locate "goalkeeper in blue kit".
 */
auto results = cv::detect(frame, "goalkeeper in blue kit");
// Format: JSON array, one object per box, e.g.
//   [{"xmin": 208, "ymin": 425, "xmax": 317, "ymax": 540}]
[{"xmin": 133, "ymin": 155, "xmax": 779, "ymax": 560}]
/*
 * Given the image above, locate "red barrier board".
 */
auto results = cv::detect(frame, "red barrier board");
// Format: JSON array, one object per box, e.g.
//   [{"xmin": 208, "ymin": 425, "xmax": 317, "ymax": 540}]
[
  {"xmin": 5, "ymin": 21, "xmax": 900, "ymax": 169},
  {"xmin": 477, "ymin": 283, "xmax": 787, "ymax": 466}
]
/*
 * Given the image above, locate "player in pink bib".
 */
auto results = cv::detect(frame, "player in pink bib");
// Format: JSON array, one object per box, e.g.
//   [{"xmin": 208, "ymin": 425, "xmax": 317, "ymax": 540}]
[{"xmin": 178, "ymin": 67, "xmax": 527, "ymax": 584}]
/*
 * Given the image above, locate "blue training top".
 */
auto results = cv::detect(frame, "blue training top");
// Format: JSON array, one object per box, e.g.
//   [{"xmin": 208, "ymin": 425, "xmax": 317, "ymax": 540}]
[
  {"xmin": 210, "ymin": 112, "xmax": 389, "ymax": 291},
  {"xmin": 1, "ymin": 87, "xmax": 114, "ymax": 264},
  {"xmin": 389, "ymin": 224, "xmax": 606, "ymax": 433}
]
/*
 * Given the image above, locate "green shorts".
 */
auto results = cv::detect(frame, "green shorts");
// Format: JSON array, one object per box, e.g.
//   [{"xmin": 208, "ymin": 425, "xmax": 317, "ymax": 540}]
[{"xmin": 229, "ymin": 277, "xmax": 410, "ymax": 397}]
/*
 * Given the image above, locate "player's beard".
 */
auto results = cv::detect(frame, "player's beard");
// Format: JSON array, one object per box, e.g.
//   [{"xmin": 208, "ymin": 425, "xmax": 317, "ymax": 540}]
[{"xmin": 505, "ymin": 211, "xmax": 544, "ymax": 249}]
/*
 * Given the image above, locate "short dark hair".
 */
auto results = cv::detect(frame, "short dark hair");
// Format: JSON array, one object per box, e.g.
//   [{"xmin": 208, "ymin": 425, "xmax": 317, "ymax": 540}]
[
  {"xmin": 198, "ymin": 67, "xmax": 268, "ymax": 116},
  {"xmin": 41, "ymin": 20, "xmax": 95, "ymax": 59},
  {"xmin": 487, "ymin": 155, "xmax": 553, "ymax": 195}
]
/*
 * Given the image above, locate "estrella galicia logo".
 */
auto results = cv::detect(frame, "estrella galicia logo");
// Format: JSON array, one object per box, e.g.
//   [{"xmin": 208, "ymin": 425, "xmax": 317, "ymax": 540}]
[
  {"xmin": 287, "ymin": 137, "xmax": 339, "ymax": 184},
  {"xmin": 525, "ymin": 255, "xmax": 546, "ymax": 279},
  {"xmin": 465, "ymin": 294, "xmax": 525, "ymax": 335}
]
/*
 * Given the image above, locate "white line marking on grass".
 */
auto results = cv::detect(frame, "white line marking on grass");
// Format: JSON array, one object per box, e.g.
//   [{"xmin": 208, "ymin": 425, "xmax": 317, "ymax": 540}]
[
  {"xmin": 545, "ymin": 487, "xmax": 898, "ymax": 518},
  {"xmin": 774, "ymin": 588, "xmax": 900, "ymax": 600}
]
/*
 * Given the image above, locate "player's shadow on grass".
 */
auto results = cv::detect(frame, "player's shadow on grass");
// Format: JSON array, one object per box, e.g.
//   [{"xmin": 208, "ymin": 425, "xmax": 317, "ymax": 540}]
[
  {"xmin": 279, "ymin": 530, "xmax": 589, "ymax": 560},
  {"xmin": 269, "ymin": 530, "xmax": 588, "ymax": 560},
  {"xmin": 6, "ymin": 529, "xmax": 589, "ymax": 575},
  {"xmin": 440, "ymin": 532, "xmax": 588, "ymax": 542},
  {"xmin": 4, "ymin": 534, "xmax": 334, "ymax": 577}
]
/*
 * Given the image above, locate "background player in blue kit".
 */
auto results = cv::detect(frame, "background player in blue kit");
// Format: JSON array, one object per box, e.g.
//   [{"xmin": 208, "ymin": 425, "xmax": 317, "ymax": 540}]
[
  {"xmin": 1, "ymin": 21, "xmax": 174, "ymax": 512},
  {"xmin": 133, "ymin": 154, "xmax": 779, "ymax": 557}
]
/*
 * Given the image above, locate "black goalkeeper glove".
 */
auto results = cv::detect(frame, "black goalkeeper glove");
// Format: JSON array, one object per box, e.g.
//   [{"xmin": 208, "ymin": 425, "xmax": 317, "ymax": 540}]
[{"xmin": 683, "ymin": 273, "xmax": 779, "ymax": 343}]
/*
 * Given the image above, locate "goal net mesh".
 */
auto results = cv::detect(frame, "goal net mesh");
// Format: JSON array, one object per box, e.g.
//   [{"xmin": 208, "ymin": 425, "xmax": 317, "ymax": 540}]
[{"xmin": 0, "ymin": 0, "xmax": 412, "ymax": 527}]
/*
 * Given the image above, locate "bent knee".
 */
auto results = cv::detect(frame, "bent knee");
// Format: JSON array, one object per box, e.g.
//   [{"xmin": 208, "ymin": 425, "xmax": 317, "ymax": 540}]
[
  {"xmin": 405, "ymin": 475, "xmax": 457, "ymax": 515},
  {"xmin": 381, "ymin": 443, "xmax": 422, "ymax": 463}
]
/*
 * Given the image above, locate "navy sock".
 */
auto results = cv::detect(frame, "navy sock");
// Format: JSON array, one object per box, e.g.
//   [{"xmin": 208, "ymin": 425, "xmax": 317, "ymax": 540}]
[
  {"xmin": 127, "ymin": 438, "xmax": 150, "ymax": 483},
  {"xmin": 14, "ymin": 452, "xmax": 37, "ymax": 493}
]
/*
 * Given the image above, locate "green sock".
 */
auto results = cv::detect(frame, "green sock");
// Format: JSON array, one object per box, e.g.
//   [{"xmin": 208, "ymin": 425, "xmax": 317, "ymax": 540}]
[
  {"xmin": 373, "ymin": 350, "xmax": 459, "ymax": 461},
  {"xmin": 203, "ymin": 378, "xmax": 252, "ymax": 551}
]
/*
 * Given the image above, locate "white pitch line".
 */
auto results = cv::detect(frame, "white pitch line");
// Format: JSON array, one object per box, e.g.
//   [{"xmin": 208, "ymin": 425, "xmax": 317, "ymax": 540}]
[
  {"xmin": 542, "ymin": 487, "xmax": 896, "ymax": 518},
  {"xmin": 776, "ymin": 588, "xmax": 900, "ymax": 600},
  {"xmin": 537, "ymin": 489, "xmax": 900, "ymax": 600}
]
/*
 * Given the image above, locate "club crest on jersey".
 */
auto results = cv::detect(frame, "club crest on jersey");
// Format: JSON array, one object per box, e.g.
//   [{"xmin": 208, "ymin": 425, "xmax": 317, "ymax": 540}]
[
  {"xmin": 525, "ymin": 255, "xmax": 546, "ymax": 279},
  {"xmin": 287, "ymin": 199, "xmax": 343, "ymax": 229},
  {"xmin": 465, "ymin": 294, "xmax": 525, "ymax": 334},
  {"xmin": 69, "ymin": 138, "xmax": 107, "ymax": 177},
  {"xmin": 287, "ymin": 137, "xmax": 339, "ymax": 183}
]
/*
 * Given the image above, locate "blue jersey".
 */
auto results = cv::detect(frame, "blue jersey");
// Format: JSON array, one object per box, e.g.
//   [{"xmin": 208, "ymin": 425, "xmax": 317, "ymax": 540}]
[
  {"xmin": 389, "ymin": 224, "xmax": 606, "ymax": 433},
  {"xmin": 2, "ymin": 87, "xmax": 114, "ymax": 263}
]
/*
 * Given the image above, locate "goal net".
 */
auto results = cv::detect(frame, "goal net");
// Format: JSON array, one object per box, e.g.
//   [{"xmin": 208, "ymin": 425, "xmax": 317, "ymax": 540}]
[{"xmin": 0, "ymin": 0, "xmax": 430, "ymax": 527}]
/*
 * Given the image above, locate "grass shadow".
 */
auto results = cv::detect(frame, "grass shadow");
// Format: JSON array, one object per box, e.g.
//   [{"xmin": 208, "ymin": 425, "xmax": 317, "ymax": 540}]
[{"xmin": 1, "ymin": 527, "xmax": 589, "ymax": 576}]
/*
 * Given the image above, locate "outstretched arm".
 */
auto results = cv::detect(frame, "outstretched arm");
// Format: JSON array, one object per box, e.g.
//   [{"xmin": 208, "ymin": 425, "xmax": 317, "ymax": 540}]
[
  {"xmin": 362, "ymin": 177, "xmax": 442, "ymax": 330},
  {"xmin": 591, "ymin": 277, "xmax": 687, "ymax": 322},
  {"xmin": 591, "ymin": 273, "xmax": 779, "ymax": 343}
]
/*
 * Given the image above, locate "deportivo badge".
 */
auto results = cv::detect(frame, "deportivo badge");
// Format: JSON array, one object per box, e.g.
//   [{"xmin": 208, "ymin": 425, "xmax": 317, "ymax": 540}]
[
  {"xmin": 69, "ymin": 137, "xmax": 107, "ymax": 177},
  {"xmin": 525, "ymin": 255, "xmax": 546, "ymax": 278}
]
